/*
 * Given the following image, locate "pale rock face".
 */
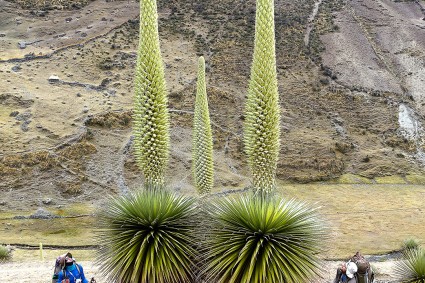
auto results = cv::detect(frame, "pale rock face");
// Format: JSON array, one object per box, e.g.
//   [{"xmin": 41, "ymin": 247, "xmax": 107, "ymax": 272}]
[{"xmin": 398, "ymin": 103, "xmax": 422, "ymax": 141}]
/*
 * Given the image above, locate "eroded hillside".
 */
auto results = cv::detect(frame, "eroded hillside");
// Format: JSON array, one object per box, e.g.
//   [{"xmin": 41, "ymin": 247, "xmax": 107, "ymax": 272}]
[{"xmin": 0, "ymin": 0, "xmax": 424, "ymax": 210}]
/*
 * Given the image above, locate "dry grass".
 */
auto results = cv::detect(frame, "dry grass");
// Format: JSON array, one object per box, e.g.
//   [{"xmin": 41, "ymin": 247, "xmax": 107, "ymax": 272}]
[
  {"xmin": 1, "ymin": 184, "xmax": 424, "ymax": 261},
  {"xmin": 277, "ymin": 183, "xmax": 425, "ymax": 259}
]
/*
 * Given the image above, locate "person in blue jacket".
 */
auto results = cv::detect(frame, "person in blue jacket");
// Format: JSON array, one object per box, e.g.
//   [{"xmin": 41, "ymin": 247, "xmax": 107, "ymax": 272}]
[{"xmin": 57, "ymin": 255, "xmax": 89, "ymax": 283}]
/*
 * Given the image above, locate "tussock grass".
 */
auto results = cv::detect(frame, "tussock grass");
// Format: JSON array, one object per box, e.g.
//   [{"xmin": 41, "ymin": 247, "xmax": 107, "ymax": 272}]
[{"xmin": 0, "ymin": 245, "xmax": 11, "ymax": 261}]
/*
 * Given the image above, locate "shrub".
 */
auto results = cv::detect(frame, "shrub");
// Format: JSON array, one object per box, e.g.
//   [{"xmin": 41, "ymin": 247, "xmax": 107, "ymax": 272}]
[
  {"xmin": 200, "ymin": 194, "xmax": 326, "ymax": 283},
  {"xmin": 395, "ymin": 247, "xmax": 425, "ymax": 282},
  {"xmin": 0, "ymin": 245, "xmax": 11, "ymax": 261},
  {"xmin": 97, "ymin": 190, "xmax": 198, "ymax": 283},
  {"xmin": 403, "ymin": 238, "xmax": 420, "ymax": 252}
]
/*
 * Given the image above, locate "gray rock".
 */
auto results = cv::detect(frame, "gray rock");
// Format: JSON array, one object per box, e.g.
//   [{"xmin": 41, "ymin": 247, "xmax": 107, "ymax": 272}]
[
  {"xmin": 42, "ymin": 198, "xmax": 53, "ymax": 205},
  {"xmin": 48, "ymin": 75, "xmax": 60, "ymax": 83},
  {"xmin": 21, "ymin": 120, "xmax": 31, "ymax": 132},
  {"xmin": 11, "ymin": 65, "xmax": 22, "ymax": 72},
  {"xmin": 9, "ymin": 111, "xmax": 19, "ymax": 117},
  {"xmin": 18, "ymin": 42, "xmax": 27, "ymax": 49},
  {"xmin": 29, "ymin": 208, "xmax": 58, "ymax": 219}
]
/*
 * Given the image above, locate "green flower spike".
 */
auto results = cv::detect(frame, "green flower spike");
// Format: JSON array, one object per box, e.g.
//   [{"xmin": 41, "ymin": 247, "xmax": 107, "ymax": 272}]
[
  {"xmin": 133, "ymin": 0, "xmax": 170, "ymax": 189},
  {"xmin": 192, "ymin": 56, "xmax": 214, "ymax": 195},
  {"xmin": 244, "ymin": 0, "xmax": 281, "ymax": 194}
]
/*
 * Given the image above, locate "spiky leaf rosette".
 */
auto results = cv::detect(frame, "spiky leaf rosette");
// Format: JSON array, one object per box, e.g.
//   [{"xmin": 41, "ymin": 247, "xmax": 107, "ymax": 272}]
[
  {"xmin": 395, "ymin": 248, "xmax": 425, "ymax": 283},
  {"xmin": 244, "ymin": 0, "xmax": 281, "ymax": 194},
  {"xmin": 133, "ymin": 0, "xmax": 170, "ymax": 189},
  {"xmin": 200, "ymin": 195, "xmax": 326, "ymax": 283},
  {"xmin": 97, "ymin": 190, "xmax": 197, "ymax": 283},
  {"xmin": 192, "ymin": 56, "xmax": 214, "ymax": 194}
]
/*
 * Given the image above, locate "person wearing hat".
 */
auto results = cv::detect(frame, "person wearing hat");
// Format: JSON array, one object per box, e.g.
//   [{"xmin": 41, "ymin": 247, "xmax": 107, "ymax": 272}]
[
  {"xmin": 334, "ymin": 261, "xmax": 358, "ymax": 283},
  {"xmin": 57, "ymin": 253, "xmax": 89, "ymax": 283}
]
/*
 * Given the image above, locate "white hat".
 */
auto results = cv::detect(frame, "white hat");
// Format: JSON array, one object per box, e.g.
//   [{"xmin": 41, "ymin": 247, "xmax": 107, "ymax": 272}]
[{"xmin": 346, "ymin": 262, "xmax": 358, "ymax": 278}]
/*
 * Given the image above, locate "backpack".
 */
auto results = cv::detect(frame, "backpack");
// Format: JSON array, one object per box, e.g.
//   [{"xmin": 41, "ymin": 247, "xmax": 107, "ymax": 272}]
[
  {"xmin": 350, "ymin": 252, "xmax": 375, "ymax": 283},
  {"xmin": 52, "ymin": 252, "xmax": 81, "ymax": 283}
]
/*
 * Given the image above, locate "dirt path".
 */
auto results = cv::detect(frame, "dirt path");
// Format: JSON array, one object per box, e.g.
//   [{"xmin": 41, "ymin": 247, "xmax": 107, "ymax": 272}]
[{"xmin": 0, "ymin": 258, "xmax": 399, "ymax": 283}]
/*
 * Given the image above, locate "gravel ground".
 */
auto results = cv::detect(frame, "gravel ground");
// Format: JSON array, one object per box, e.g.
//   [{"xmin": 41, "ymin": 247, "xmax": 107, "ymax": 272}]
[{"xmin": 0, "ymin": 259, "xmax": 399, "ymax": 283}]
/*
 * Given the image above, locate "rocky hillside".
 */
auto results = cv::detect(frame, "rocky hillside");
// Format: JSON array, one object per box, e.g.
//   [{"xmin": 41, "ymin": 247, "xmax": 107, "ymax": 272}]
[{"xmin": 0, "ymin": 0, "xmax": 424, "ymax": 210}]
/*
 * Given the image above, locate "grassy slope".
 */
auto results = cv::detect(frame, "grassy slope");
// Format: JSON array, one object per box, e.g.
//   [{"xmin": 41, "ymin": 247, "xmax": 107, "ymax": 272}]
[{"xmin": 1, "ymin": 183, "xmax": 424, "ymax": 259}]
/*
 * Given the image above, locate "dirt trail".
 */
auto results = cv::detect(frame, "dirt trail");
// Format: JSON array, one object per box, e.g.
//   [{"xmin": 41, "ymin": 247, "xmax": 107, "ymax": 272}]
[{"xmin": 0, "ymin": 258, "xmax": 399, "ymax": 283}]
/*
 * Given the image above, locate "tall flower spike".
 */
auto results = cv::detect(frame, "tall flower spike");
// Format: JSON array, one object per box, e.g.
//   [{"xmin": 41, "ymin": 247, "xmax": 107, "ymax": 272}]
[
  {"xmin": 193, "ymin": 56, "xmax": 214, "ymax": 194},
  {"xmin": 244, "ymin": 0, "xmax": 281, "ymax": 194},
  {"xmin": 133, "ymin": 0, "xmax": 170, "ymax": 189}
]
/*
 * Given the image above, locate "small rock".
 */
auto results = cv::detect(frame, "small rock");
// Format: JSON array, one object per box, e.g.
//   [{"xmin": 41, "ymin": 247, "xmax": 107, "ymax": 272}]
[
  {"xmin": 15, "ymin": 112, "xmax": 32, "ymax": 121},
  {"xmin": 81, "ymin": 32, "xmax": 87, "ymax": 37},
  {"xmin": 101, "ymin": 17, "xmax": 107, "ymax": 21},
  {"xmin": 87, "ymin": 25, "xmax": 93, "ymax": 29},
  {"xmin": 29, "ymin": 208, "xmax": 57, "ymax": 219},
  {"xmin": 0, "ymin": 33, "xmax": 5, "ymax": 37},
  {"xmin": 42, "ymin": 198, "xmax": 52, "ymax": 205},
  {"xmin": 9, "ymin": 111, "xmax": 19, "ymax": 117},
  {"xmin": 21, "ymin": 120, "xmax": 31, "ymax": 132},
  {"xmin": 48, "ymin": 75, "xmax": 60, "ymax": 83},
  {"xmin": 65, "ymin": 17, "xmax": 72, "ymax": 23},
  {"xmin": 76, "ymin": 93, "xmax": 82, "ymax": 97},
  {"xmin": 0, "ymin": 201, "xmax": 6, "ymax": 205},
  {"xmin": 18, "ymin": 42, "xmax": 27, "ymax": 49},
  {"xmin": 11, "ymin": 65, "xmax": 22, "ymax": 72}
]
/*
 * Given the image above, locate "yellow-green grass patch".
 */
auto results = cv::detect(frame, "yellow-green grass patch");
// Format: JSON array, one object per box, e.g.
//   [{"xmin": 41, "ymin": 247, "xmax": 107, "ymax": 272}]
[
  {"xmin": 405, "ymin": 174, "xmax": 425, "ymax": 184},
  {"xmin": 0, "ymin": 215, "xmax": 96, "ymax": 246},
  {"xmin": 331, "ymin": 173, "xmax": 374, "ymax": 184},
  {"xmin": 277, "ymin": 183, "xmax": 425, "ymax": 258},
  {"xmin": 374, "ymin": 175, "xmax": 407, "ymax": 184}
]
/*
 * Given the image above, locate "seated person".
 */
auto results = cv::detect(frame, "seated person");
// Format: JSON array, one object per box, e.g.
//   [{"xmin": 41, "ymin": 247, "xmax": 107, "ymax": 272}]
[
  {"xmin": 57, "ymin": 254, "xmax": 89, "ymax": 283},
  {"xmin": 334, "ymin": 261, "xmax": 358, "ymax": 283}
]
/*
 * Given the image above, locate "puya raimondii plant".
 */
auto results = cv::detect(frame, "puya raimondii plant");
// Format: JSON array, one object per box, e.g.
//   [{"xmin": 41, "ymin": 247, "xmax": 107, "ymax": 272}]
[
  {"xmin": 97, "ymin": 190, "xmax": 198, "ymax": 283},
  {"xmin": 200, "ymin": 195, "xmax": 326, "ymax": 283},
  {"xmin": 395, "ymin": 247, "xmax": 425, "ymax": 283},
  {"xmin": 244, "ymin": 0, "xmax": 281, "ymax": 194},
  {"xmin": 133, "ymin": 0, "xmax": 170, "ymax": 189},
  {"xmin": 192, "ymin": 56, "xmax": 214, "ymax": 195}
]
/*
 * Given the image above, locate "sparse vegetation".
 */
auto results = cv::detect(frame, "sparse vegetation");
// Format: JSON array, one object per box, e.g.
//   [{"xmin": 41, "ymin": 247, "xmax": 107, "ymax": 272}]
[
  {"xmin": 0, "ymin": 245, "xmax": 11, "ymax": 261},
  {"xmin": 7, "ymin": 0, "xmax": 94, "ymax": 9},
  {"xmin": 403, "ymin": 238, "xmax": 421, "ymax": 252}
]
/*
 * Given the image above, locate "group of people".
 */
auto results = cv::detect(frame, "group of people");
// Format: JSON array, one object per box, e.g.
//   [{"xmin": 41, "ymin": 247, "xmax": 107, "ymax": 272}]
[
  {"xmin": 334, "ymin": 261, "xmax": 360, "ymax": 283},
  {"xmin": 52, "ymin": 253, "xmax": 95, "ymax": 283},
  {"xmin": 53, "ymin": 251, "xmax": 372, "ymax": 283},
  {"xmin": 333, "ymin": 252, "xmax": 375, "ymax": 283}
]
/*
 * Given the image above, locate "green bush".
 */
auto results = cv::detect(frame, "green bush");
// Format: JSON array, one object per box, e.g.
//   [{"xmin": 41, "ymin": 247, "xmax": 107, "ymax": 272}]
[
  {"xmin": 0, "ymin": 245, "xmax": 11, "ymax": 261},
  {"xmin": 200, "ymin": 194, "xmax": 326, "ymax": 282},
  {"xmin": 403, "ymin": 238, "xmax": 420, "ymax": 252},
  {"xmin": 96, "ymin": 190, "xmax": 198, "ymax": 283},
  {"xmin": 395, "ymin": 247, "xmax": 425, "ymax": 282}
]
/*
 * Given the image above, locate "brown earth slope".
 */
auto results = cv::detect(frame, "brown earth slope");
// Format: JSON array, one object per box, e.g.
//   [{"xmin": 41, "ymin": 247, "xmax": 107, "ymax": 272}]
[{"xmin": 0, "ymin": 0, "xmax": 424, "ymax": 211}]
